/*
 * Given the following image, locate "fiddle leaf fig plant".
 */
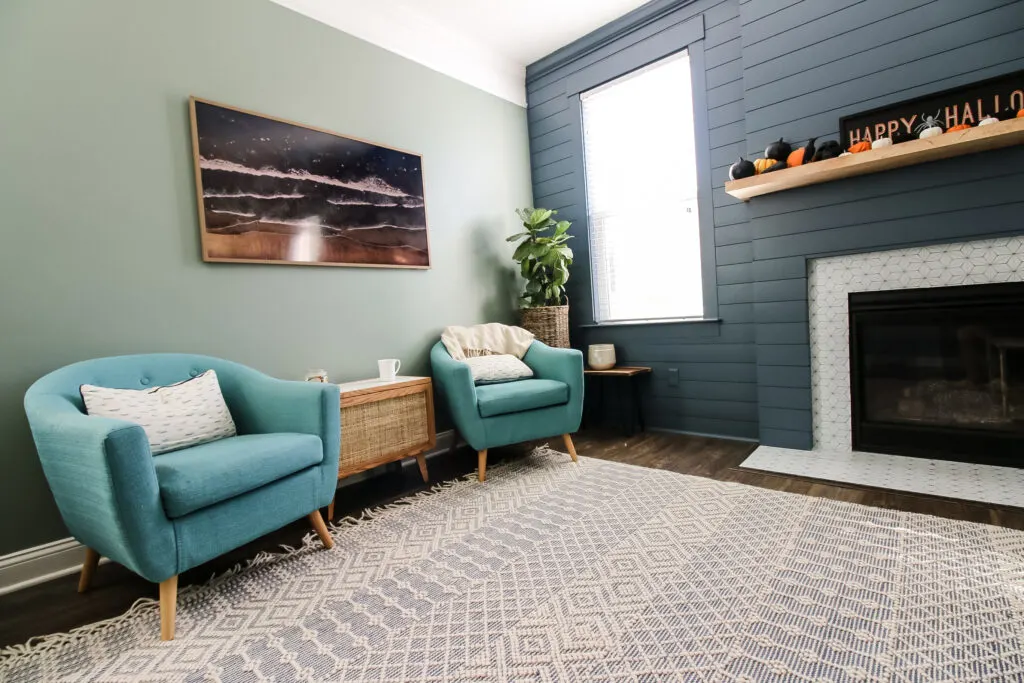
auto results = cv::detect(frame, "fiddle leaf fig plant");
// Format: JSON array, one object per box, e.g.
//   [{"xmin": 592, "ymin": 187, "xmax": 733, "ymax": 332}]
[{"xmin": 507, "ymin": 208, "xmax": 574, "ymax": 308}]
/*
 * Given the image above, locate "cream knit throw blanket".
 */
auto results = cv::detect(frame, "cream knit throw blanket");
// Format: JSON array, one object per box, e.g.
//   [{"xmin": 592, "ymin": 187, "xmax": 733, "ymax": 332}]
[{"xmin": 441, "ymin": 323, "xmax": 535, "ymax": 360}]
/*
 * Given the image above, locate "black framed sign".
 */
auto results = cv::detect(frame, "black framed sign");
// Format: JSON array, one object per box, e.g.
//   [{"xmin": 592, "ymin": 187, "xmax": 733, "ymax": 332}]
[{"xmin": 839, "ymin": 69, "xmax": 1024, "ymax": 148}]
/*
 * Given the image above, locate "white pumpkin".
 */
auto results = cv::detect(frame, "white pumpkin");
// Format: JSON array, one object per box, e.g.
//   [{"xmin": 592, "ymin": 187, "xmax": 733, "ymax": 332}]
[
  {"xmin": 919, "ymin": 126, "xmax": 943, "ymax": 139},
  {"xmin": 871, "ymin": 137, "xmax": 893, "ymax": 149},
  {"xmin": 839, "ymin": 151, "xmax": 852, "ymax": 157},
  {"xmin": 978, "ymin": 116, "xmax": 999, "ymax": 126}
]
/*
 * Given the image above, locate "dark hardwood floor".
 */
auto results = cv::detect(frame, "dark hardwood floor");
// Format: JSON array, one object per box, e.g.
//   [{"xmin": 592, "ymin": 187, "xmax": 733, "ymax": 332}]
[{"xmin": 2, "ymin": 428, "xmax": 1022, "ymax": 649}]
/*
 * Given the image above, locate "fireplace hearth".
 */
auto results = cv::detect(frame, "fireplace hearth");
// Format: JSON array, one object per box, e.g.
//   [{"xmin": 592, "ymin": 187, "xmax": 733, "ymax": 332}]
[{"xmin": 849, "ymin": 282, "xmax": 1024, "ymax": 465}]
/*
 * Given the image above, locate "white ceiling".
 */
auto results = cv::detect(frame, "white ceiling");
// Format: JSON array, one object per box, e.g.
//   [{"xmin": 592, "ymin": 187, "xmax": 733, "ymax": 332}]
[{"xmin": 269, "ymin": 0, "xmax": 651, "ymax": 106}]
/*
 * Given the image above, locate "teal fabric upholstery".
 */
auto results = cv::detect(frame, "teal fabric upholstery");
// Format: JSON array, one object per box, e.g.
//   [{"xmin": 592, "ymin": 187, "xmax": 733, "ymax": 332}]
[
  {"xmin": 430, "ymin": 340, "xmax": 583, "ymax": 451},
  {"xmin": 154, "ymin": 433, "xmax": 324, "ymax": 519},
  {"xmin": 24, "ymin": 354, "xmax": 340, "ymax": 583},
  {"xmin": 476, "ymin": 379, "xmax": 568, "ymax": 418}
]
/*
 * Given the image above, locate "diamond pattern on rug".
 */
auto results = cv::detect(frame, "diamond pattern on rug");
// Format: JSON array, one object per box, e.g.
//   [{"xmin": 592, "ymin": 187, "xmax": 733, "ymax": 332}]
[{"xmin": 2, "ymin": 448, "xmax": 1023, "ymax": 682}]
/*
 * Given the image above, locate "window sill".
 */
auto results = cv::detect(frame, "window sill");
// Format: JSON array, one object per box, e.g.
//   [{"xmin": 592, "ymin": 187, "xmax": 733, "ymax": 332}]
[{"xmin": 578, "ymin": 317, "xmax": 721, "ymax": 328}]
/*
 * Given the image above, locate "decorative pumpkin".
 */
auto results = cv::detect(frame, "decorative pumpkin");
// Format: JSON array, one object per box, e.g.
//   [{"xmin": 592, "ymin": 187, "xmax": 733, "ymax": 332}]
[
  {"xmin": 848, "ymin": 140, "xmax": 871, "ymax": 154},
  {"xmin": 762, "ymin": 160, "xmax": 788, "ymax": 173},
  {"xmin": 1018, "ymin": 109, "xmax": 1024, "ymax": 118},
  {"xmin": 787, "ymin": 137, "xmax": 817, "ymax": 167},
  {"xmin": 839, "ymin": 152, "xmax": 852, "ymax": 157},
  {"xmin": 765, "ymin": 138, "xmax": 792, "ymax": 161},
  {"xmin": 978, "ymin": 116, "xmax": 999, "ymax": 126},
  {"xmin": 812, "ymin": 140, "xmax": 842, "ymax": 161},
  {"xmin": 945, "ymin": 124, "xmax": 971, "ymax": 133},
  {"xmin": 871, "ymin": 137, "xmax": 893, "ymax": 149},
  {"xmin": 729, "ymin": 157, "xmax": 756, "ymax": 180},
  {"xmin": 753, "ymin": 157, "xmax": 775, "ymax": 174},
  {"xmin": 919, "ymin": 126, "xmax": 943, "ymax": 139}
]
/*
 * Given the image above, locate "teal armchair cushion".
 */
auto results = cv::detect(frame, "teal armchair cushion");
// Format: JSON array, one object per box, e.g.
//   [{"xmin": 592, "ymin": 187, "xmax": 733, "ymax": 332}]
[
  {"xmin": 431, "ymin": 340, "xmax": 583, "ymax": 452},
  {"xmin": 476, "ymin": 379, "xmax": 568, "ymax": 418},
  {"xmin": 24, "ymin": 354, "xmax": 340, "ymax": 583},
  {"xmin": 154, "ymin": 433, "xmax": 324, "ymax": 518}
]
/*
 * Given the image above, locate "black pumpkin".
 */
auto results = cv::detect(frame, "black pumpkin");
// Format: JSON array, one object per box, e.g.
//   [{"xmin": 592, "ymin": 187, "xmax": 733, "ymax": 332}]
[
  {"xmin": 811, "ymin": 140, "xmax": 842, "ymax": 161},
  {"xmin": 729, "ymin": 157, "xmax": 756, "ymax": 180},
  {"xmin": 765, "ymin": 138, "xmax": 792, "ymax": 161},
  {"xmin": 762, "ymin": 160, "xmax": 788, "ymax": 173},
  {"xmin": 891, "ymin": 130, "xmax": 914, "ymax": 145},
  {"xmin": 995, "ymin": 107, "xmax": 1018, "ymax": 121}
]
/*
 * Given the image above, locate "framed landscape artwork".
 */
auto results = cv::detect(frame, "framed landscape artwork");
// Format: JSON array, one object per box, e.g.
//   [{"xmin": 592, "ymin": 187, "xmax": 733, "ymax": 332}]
[{"xmin": 188, "ymin": 97, "xmax": 430, "ymax": 268}]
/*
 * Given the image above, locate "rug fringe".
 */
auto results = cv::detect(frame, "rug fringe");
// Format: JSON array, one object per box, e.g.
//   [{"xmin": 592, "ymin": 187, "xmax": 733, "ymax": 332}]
[{"xmin": 0, "ymin": 469, "xmax": 485, "ymax": 669}]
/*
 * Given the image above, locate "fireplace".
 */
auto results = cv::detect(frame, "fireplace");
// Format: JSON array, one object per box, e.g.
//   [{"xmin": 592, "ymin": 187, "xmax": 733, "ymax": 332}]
[{"xmin": 849, "ymin": 282, "xmax": 1024, "ymax": 465}]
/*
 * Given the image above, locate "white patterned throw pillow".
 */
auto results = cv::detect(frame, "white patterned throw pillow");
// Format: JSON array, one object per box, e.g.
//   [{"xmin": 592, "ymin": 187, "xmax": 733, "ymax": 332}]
[
  {"xmin": 80, "ymin": 370, "xmax": 237, "ymax": 454},
  {"xmin": 463, "ymin": 354, "xmax": 534, "ymax": 385}
]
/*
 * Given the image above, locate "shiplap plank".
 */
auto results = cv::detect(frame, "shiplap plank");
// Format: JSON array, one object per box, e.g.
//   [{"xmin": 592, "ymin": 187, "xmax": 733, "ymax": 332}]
[
  {"xmin": 757, "ymin": 364, "xmax": 811, "ymax": 389},
  {"xmin": 753, "ymin": 278, "xmax": 807, "ymax": 303},
  {"xmin": 759, "ymin": 386, "xmax": 813, "ymax": 410},
  {"xmin": 759, "ymin": 406, "xmax": 813, "ymax": 431},
  {"xmin": 716, "ymin": 222, "xmax": 752, "ymax": 247}
]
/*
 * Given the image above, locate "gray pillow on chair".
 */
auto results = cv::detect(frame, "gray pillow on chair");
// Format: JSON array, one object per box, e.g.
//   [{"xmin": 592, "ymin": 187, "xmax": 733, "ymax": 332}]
[{"xmin": 463, "ymin": 355, "xmax": 534, "ymax": 385}]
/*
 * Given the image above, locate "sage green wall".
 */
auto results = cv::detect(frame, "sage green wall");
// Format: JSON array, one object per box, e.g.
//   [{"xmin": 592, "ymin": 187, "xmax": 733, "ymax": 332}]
[{"xmin": 0, "ymin": 0, "xmax": 531, "ymax": 555}]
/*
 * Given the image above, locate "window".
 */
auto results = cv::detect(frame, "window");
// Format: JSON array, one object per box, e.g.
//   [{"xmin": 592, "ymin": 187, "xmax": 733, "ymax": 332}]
[{"xmin": 581, "ymin": 51, "xmax": 704, "ymax": 323}]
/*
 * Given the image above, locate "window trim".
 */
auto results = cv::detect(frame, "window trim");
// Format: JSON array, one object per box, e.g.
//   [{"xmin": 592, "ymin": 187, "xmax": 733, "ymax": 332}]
[{"xmin": 567, "ymin": 36, "xmax": 718, "ymax": 327}]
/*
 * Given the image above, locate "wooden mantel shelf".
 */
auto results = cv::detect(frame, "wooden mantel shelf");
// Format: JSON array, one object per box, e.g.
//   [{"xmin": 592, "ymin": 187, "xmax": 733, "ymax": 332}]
[{"xmin": 725, "ymin": 117, "xmax": 1024, "ymax": 201}]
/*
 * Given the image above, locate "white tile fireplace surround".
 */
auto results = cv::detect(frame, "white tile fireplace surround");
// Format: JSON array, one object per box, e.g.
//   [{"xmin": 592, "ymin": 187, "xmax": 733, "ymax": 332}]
[{"xmin": 742, "ymin": 235, "xmax": 1024, "ymax": 508}]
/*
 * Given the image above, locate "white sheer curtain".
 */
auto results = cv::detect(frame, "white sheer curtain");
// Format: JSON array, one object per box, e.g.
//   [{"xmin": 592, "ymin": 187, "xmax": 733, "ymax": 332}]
[{"xmin": 581, "ymin": 50, "xmax": 704, "ymax": 323}]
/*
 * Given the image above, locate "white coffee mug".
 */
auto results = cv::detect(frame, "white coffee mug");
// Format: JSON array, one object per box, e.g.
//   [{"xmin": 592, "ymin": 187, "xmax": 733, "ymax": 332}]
[{"xmin": 378, "ymin": 359, "xmax": 401, "ymax": 381}]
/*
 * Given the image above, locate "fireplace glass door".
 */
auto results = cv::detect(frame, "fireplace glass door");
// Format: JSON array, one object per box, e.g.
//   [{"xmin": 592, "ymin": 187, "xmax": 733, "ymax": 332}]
[{"xmin": 849, "ymin": 282, "xmax": 1024, "ymax": 464}]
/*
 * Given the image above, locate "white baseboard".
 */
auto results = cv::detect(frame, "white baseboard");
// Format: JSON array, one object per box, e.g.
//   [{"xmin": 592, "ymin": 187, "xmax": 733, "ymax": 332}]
[
  {"xmin": 0, "ymin": 429, "xmax": 461, "ymax": 596},
  {"xmin": 0, "ymin": 538, "xmax": 104, "ymax": 596}
]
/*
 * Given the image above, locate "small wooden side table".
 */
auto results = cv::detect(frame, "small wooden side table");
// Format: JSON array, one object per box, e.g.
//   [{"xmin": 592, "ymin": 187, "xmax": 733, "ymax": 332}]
[
  {"xmin": 584, "ymin": 366, "xmax": 652, "ymax": 435},
  {"xmin": 327, "ymin": 376, "xmax": 436, "ymax": 520}
]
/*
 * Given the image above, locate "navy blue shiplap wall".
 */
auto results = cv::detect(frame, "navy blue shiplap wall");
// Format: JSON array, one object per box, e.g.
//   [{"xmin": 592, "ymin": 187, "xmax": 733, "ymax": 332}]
[{"xmin": 526, "ymin": 0, "xmax": 1024, "ymax": 447}]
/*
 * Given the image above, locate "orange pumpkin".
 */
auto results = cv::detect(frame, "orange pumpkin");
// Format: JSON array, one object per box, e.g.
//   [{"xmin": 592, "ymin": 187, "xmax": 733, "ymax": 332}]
[
  {"xmin": 1018, "ymin": 109, "xmax": 1024, "ymax": 118},
  {"xmin": 848, "ymin": 141, "xmax": 871, "ymax": 153},
  {"xmin": 753, "ymin": 157, "xmax": 774, "ymax": 174},
  {"xmin": 945, "ymin": 124, "xmax": 971, "ymax": 133}
]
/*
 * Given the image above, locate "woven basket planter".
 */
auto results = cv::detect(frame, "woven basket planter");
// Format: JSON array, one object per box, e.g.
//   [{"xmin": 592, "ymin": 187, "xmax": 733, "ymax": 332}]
[{"xmin": 520, "ymin": 305, "xmax": 570, "ymax": 348}]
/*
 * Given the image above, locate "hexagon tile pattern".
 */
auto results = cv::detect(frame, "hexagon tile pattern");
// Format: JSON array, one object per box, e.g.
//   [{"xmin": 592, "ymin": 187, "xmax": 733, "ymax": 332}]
[{"xmin": 809, "ymin": 236, "xmax": 1024, "ymax": 451}]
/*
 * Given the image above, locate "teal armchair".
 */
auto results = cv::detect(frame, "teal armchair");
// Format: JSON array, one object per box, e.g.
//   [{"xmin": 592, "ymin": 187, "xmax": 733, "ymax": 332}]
[
  {"xmin": 23, "ymin": 354, "xmax": 340, "ymax": 640},
  {"xmin": 430, "ymin": 340, "xmax": 584, "ymax": 480}
]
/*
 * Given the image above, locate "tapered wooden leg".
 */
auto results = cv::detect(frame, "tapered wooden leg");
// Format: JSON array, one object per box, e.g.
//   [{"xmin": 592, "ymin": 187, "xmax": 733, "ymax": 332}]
[
  {"xmin": 562, "ymin": 433, "xmax": 578, "ymax": 463},
  {"xmin": 159, "ymin": 575, "xmax": 177, "ymax": 641},
  {"xmin": 415, "ymin": 452, "xmax": 430, "ymax": 483},
  {"xmin": 327, "ymin": 497, "xmax": 336, "ymax": 522},
  {"xmin": 478, "ymin": 449, "xmax": 488, "ymax": 482},
  {"xmin": 308, "ymin": 511, "xmax": 334, "ymax": 549},
  {"xmin": 78, "ymin": 547, "xmax": 100, "ymax": 593}
]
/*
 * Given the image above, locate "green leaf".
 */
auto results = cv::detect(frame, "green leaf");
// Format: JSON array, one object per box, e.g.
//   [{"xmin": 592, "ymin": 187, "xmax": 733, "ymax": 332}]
[
  {"xmin": 530, "ymin": 208, "xmax": 553, "ymax": 226},
  {"xmin": 559, "ymin": 246, "xmax": 574, "ymax": 260},
  {"xmin": 512, "ymin": 241, "xmax": 533, "ymax": 262},
  {"xmin": 554, "ymin": 221, "xmax": 571, "ymax": 236},
  {"xmin": 505, "ymin": 232, "xmax": 530, "ymax": 242}
]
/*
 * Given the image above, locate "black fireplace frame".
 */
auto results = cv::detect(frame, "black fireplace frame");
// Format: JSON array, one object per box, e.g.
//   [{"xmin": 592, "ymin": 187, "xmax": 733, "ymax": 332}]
[{"xmin": 849, "ymin": 282, "xmax": 1024, "ymax": 466}]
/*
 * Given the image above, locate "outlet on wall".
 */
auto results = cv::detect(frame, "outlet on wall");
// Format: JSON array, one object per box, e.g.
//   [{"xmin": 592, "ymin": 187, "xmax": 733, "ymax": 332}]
[{"xmin": 668, "ymin": 368, "xmax": 679, "ymax": 387}]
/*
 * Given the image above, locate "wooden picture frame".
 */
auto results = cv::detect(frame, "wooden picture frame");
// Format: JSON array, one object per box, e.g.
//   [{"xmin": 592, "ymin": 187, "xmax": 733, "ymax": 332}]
[{"xmin": 188, "ymin": 97, "xmax": 430, "ymax": 269}]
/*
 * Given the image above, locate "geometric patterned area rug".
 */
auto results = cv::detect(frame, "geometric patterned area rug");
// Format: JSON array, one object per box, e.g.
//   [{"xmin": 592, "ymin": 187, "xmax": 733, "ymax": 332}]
[{"xmin": 3, "ymin": 448, "xmax": 1024, "ymax": 682}]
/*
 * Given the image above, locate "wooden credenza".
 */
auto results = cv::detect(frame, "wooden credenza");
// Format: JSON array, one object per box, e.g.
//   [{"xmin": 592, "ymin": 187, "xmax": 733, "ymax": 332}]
[{"xmin": 327, "ymin": 376, "xmax": 436, "ymax": 520}]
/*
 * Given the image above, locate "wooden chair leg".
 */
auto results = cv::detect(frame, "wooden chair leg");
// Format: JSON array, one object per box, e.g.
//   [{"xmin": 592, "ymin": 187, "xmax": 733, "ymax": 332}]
[
  {"xmin": 562, "ymin": 433, "xmax": 578, "ymax": 463},
  {"xmin": 478, "ymin": 449, "xmax": 488, "ymax": 482},
  {"xmin": 327, "ymin": 497, "xmax": 336, "ymax": 522},
  {"xmin": 415, "ymin": 452, "xmax": 430, "ymax": 483},
  {"xmin": 159, "ymin": 575, "xmax": 177, "ymax": 641},
  {"xmin": 78, "ymin": 547, "xmax": 100, "ymax": 593},
  {"xmin": 308, "ymin": 511, "xmax": 334, "ymax": 549}
]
